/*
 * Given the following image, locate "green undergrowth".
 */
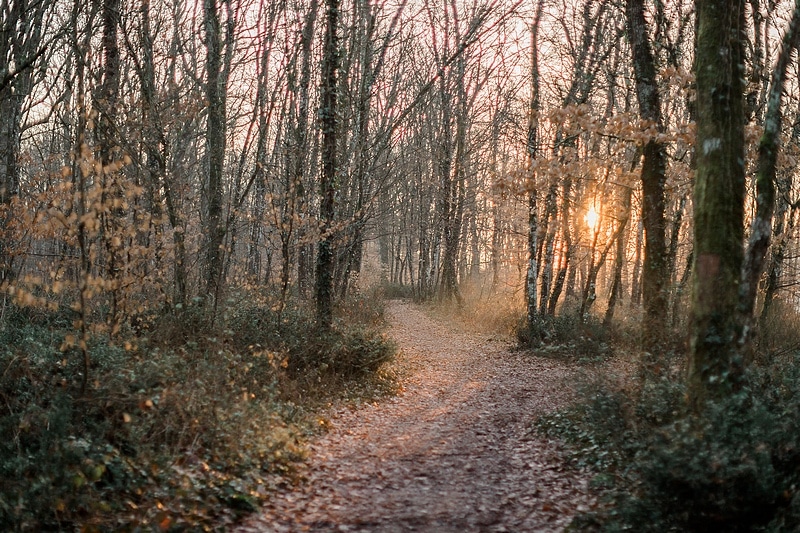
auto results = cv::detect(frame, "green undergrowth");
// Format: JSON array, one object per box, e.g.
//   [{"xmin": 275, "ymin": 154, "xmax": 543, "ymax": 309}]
[
  {"xmin": 517, "ymin": 311, "xmax": 614, "ymax": 364},
  {"xmin": 0, "ymin": 289, "xmax": 396, "ymax": 531},
  {"xmin": 538, "ymin": 356, "xmax": 800, "ymax": 532},
  {"xmin": 380, "ymin": 282, "xmax": 416, "ymax": 300}
]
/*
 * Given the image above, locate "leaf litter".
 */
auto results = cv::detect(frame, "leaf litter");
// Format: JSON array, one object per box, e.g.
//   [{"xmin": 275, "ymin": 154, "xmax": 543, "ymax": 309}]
[{"xmin": 236, "ymin": 301, "xmax": 595, "ymax": 532}]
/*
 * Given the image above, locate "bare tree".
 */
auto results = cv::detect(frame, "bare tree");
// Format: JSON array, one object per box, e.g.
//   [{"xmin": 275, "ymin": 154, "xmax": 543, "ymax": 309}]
[
  {"xmin": 0, "ymin": 0, "xmax": 50, "ymax": 283},
  {"xmin": 737, "ymin": 0, "xmax": 800, "ymax": 355}
]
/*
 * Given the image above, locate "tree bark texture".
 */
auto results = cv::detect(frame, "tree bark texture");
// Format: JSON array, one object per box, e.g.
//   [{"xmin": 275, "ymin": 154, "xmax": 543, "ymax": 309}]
[
  {"xmin": 688, "ymin": 0, "xmax": 746, "ymax": 408},
  {"xmin": 315, "ymin": 0, "xmax": 340, "ymax": 328},
  {"xmin": 526, "ymin": 0, "xmax": 543, "ymax": 335},
  {"xmin": 203, "ymin": 0, "xmax": 230, "ymax": 302},
  {"xmin": 626, "ymin": 0, "xmax": 668, "ymax": 355}
]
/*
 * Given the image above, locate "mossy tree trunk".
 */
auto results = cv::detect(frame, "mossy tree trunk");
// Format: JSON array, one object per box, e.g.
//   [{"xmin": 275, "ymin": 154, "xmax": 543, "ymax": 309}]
[
  {"xmin": 315, "ymin": 0, "xmax": 340, "ymax": 329},
  {"xmin": 202, "ymin": 0, "xmax": 232, "ymax": 304},
  {"xmin": 688, "ymin": 0, "xmax": 746, "ymax": 409},
  {"xmin": 96, "ymin": 0, "xmax": 123, "ymax": 329},
  {"xmin": 625, "ymin": 0, "xmax": 668, "ymax": 358}
]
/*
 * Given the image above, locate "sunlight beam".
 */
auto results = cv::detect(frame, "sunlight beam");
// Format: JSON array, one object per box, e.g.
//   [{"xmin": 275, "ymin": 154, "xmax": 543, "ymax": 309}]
[{"xmin": 585, "ymin": 205, "xmax": 600, "ymax": 234}]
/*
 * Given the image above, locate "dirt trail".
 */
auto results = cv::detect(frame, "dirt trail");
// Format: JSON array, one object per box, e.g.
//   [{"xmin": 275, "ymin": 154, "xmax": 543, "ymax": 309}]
[{"xmin": 237, "ymin": 301, "xmax": 594, "ymax": 532}]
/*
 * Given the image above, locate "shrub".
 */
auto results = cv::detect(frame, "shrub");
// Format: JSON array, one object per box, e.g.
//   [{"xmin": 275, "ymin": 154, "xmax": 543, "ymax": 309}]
[
  {"xmin": 537, "ymin": 381, "xmax": 633, "ymax": 472},
  {"xmin": 541, "ymin": 357, "xmax": 800, "ymax": 532},
  {"xmin": 380, "ymin": 282, "xmax": 415, "ymax": 300},
  {"xmin": 335, "ymin": 286, "xmax": 387, "ymax": 327},
  {"xmin": 757, "ymin": 300, "xmax": 800, "ymax": 361},
  {"xmin": 518, "ymin": 312, "xmax": 612, "ymax": 363},
  {"xmin": 613, "ymin": 394, "xmax": 790, "ymax": 532},
  {"xmin": 0, "ymin": 288, "xmax": 396, "ymax": 530},
  {"xmin": 223, "ymin": 293, "xmax": 395, "ymax": 380},
  {"xmin": 0, "ymin": 322, "xmax": 303, "ymax": 530},
  {"xmin": 288, "ymin": 324, "xmax": 395, "ymax": 378}
]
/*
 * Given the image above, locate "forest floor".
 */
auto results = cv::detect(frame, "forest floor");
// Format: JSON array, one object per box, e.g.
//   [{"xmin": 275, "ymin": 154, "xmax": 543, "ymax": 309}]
[{"xmin": 236, "ymin": 300, "xmax": 596, "ymax": 532}]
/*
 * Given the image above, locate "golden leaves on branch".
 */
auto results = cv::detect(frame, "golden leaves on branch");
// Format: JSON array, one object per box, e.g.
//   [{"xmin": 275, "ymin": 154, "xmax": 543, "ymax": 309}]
[
  {"xmin": 550, "ymin": 104, "xmax": 694, "ymax": 147},
  {"xmin": 495, "ymin": 69, "xmax": 701, "ymax": 197},
  {"xmin": 659, "ymin": 66, "xmax": 695, "ymax": 94},
  {"xmin": 7, "ymin": 283, "xmax": 57, "ymax": 311},
  {"xmin": 497, "ymin": 98, "xmax": 697, "ymax": 197},
  {"xmin": 9, "ymin": 143, "xmax": 171, "ymax": 357}
]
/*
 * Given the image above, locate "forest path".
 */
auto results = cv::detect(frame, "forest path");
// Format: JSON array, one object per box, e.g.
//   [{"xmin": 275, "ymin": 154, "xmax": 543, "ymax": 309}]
[{"xmin": 237, "ymin": 300, "xmax": 594, "ymax": 532}]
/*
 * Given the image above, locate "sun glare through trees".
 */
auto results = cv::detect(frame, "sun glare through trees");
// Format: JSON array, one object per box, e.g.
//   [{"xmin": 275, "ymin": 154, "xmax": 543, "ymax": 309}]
[{"xmin": 584, "ymin": 205, "xmax": 600, "ymax": 235}]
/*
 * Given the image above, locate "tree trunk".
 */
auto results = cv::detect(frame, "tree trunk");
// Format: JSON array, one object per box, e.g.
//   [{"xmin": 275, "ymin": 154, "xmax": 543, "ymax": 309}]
[
  {"xmin": 296, "ymin": 2, "xmax": 319, "ymax": 300},
  {"xmin": 671, "ymin": 249, "xmax": 693, "ymax": 327},
  {"xmin": 538, "ymin": 184, "xmax": 558, "ymax": 315},
  {"xmin": 626, "ymin": 0, "xmax": 668, "ymax": 355},
  {"xmin": 138, "ymin": 0, "xmax": 186, "ymax": 305},
  {"xmin": 469, "ymin": 208, "xmax": 480, "ymax": 279},
  {"xmin": 579, "ymin": 226, "xmax": 601, "ymax": 321},
  {"xmin": 630, "ymin": 220, "xmax": 643, "ymax": 305},
  {"xmin": 547, "ymin": 176, "xmax": 573, "ymax": 314},
  {"xmin": 604, "ymin": 188, "xmax": 632, "ymax": 326},
  {"xmin": 202, "ymin": 0, "xmax": 230, "ymax": 304},
  {"xmin": 247, "ymin": 4, "xmax": 283, "ymax": 283},
  {"xmin": 761, "ymin": 205, "xmax": 797, "ymax": 320},
  {"xmin": 96, "ymin": 0, "xmax": 122, "ymax": 328},
  {"xmin": 315, "ymin": 0, "xmax": 340, "ymax": 328},
  {"xmin": 666, "ymin": 193, "xmax": 688, "ymax": 286},
  {"xmin": 526, "ymin": 0, "xmax": 544, "ymax": 334},
  {"xmin": 437, "ymin": 53, "xmax": 465, "ymax": 304},
  {"xmin": 688, "ymin": 0, "xmax": 746, "ymax": 409},
  {"xmin": 491, "ymin": 199, "xmax": 502, "ymax": 290}
]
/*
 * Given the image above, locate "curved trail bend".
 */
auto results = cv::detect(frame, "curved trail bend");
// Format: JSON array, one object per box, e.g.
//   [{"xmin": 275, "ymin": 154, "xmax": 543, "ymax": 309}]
[{"xmin": 238, "ymin": 301, "xmax": 594, "ymax": 532}]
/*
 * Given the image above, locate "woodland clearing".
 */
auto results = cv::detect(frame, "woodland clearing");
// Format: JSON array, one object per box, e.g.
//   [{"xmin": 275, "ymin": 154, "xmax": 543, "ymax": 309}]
[{"xmin": 237, "ymin": 300, "xmax": 595, "ymax": 532}]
